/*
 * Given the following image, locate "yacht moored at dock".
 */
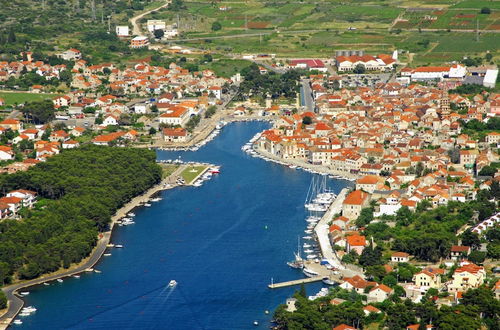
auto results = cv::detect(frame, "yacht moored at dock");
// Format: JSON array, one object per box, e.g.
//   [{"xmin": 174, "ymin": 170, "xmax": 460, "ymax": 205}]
[{"xmin": 302, "ymin": 268, "xmax": 319, "ymax": 277}]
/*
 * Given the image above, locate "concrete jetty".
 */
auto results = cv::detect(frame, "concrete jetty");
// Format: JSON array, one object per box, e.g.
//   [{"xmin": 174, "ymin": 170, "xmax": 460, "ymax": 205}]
[{"xmin": 268, "ymin": 276, "xmax": 324, "ymax": 289}]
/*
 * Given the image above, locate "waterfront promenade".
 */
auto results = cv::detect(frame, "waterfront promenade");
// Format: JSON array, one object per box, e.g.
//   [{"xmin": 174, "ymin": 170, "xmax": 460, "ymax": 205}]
[
  {"xmin": 0, "ymin": 162, "xmax": 212, "ymax": 328},
  {"xmin": 136, "ymin": 114, "xmax": 272, "ymax": 149},
  {"xmin": 314, "ymin": 188, "xmax": 349, "ymax": 270},
  {"xmin": 254, "ymin": 147, "xmax": 359, "ymax": 181}
]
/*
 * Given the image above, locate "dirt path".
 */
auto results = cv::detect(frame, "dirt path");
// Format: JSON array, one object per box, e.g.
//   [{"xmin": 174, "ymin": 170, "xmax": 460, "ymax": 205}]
[{"xmin": 130, "ymin": 1, "xmax": 171, "ymax": 36}]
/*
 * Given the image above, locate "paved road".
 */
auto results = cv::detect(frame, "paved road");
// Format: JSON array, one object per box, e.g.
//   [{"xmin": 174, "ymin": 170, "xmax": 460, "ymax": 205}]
[
  {"xmin": 130, "ymin": 1, "xmax": 171, "ymax": 36},
  {"xmin": 301, "ymin": 79, "xmax": 315, "ymax": 112}
]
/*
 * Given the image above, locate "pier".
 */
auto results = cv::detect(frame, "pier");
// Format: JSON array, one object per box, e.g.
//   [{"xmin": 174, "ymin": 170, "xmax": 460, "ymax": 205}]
[{"xmin": 268, "ymin": 276, "xmax": 324, "ymax": 289}]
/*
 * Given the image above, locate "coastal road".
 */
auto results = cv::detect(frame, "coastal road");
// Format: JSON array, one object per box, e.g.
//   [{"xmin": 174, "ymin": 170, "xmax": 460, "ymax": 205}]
[
  {"xmin": 0, "ymin": 232, "xmax": 111, "ymax": 329},
  {"xmin": 301, "ymin": 79, "xmax": 315, "ymax": 112},
  {"xmin": 130, "ymin": 1, "xmax": 171, "ymax": 36}
]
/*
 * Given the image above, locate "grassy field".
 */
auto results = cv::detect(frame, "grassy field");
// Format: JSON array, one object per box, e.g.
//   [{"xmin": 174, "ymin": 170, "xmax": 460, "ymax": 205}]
[
  {"xmin": 200, "ymin": 59, "xmax": 253, "ymax": 78},
  {"xmin": 181, "ymin": 166, "xmax": 207, "ymax": 184},
  {"xmin": 0, "ymin": 92, "xmax": 59, "ymax": 105},
  {"xmin": 161, "ymin": 164, "xmax": 180, "ymax": 179},
  {"xmin": 451, "ymin": 0, "xmax": 500, "ymax": 9}
]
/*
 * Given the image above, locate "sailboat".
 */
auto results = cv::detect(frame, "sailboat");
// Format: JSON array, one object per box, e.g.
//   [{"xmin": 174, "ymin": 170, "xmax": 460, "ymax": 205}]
[
  {"xmin": 287, "ymin": 237, "xmax": 304, "ymax": 269},
  {"xmin": 304, "ymin": 176, "xmax": 336, "ymax": 212}
]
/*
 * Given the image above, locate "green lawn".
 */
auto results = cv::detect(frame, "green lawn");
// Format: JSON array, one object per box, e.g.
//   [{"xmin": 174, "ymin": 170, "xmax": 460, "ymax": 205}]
[
  {"xmin": 201, "ymin": 59, "xmax": 253, "ymax": 78},
  {"xmin": 0, "ymin": 92, "xmax": 59, "ymax": 105},
  {"xmin": 161, "ymin": 164, "xmax": 180, "ymax": 179},
  {"xmin": 181, "ymin": 165, "xmax": 207, "ymax": 184}
]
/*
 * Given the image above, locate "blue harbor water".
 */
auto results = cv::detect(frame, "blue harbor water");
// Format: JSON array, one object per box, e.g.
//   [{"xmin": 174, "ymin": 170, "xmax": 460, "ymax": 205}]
[{"xmin": 16, "ymin": 122, "xmax": 350, "ymax": 329}]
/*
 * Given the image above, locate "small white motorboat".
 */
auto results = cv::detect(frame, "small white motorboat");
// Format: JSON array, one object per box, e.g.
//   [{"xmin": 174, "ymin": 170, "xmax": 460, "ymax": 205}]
[
  {"xmin": 168, "ymin": 280, "xmax": 177, "ymax": 287},
  {"xmin": 57, "ymin": 279, "xmax": 63, "ymax": 283},
  {"xmin": 20, "ymin": 292, "xmax": 29, "ymax": 296},
  {"xmin": 73, "ymin": 275, "xmax": 80, "ymax": 279},
  {"xmin": 13, "ymin": 319, "xmax": 22, "ymax": 325}
]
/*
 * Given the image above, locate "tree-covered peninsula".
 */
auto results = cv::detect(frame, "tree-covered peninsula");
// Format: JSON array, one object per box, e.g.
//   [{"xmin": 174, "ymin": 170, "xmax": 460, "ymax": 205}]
[{"xmin": 0, "ymin": 145, "xmax": 162, "ymax": 282}]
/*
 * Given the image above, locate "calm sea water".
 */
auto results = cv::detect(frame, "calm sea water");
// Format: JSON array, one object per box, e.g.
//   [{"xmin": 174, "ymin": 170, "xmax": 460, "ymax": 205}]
[{"xmin": 16, "ymin": 122, "xmax": 349, "ymax": 330}]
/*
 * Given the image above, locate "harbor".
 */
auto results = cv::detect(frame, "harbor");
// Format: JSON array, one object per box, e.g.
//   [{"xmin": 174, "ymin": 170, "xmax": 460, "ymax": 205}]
[{"xmin": 6, "ymin": 122, "xmax": 351, "ymax": 329}]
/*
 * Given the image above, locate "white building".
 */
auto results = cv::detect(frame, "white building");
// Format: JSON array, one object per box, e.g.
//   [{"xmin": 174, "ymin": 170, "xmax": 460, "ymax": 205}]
[
  {"xmin": 164, "ymin": 25, "xmax": 179, "ymax": 39},
  {"xmin": 134, "ymin": 103, "xmax": 149, "ymax": 114},
  {"xmin": 208, "ymin": 86, "xmax": 222, "ymax": 99},
  {"xmin": 57, "ymin": 48, "xmax": 82, "ymax": 61},
  {"xmin": 483, "ymin": 69, "xmax": 499, "ymax": 88},
  {"xmin": 147, "ymin": 20, "xmax": 166, "ymax": 33},
  {"xmin": 116, "ymin": 26, "xmax": 130, "ymax": 37},
  {"xmin": 410, "ymin": 64, "xmax": 466, "ymax": 81},
  {"xmin": 102, "ymin": 115, "xmax": 119, "ymax": 127},
  {"xmin": 158, "ymin": 106, "xmax": 190, "ymax": 126}
]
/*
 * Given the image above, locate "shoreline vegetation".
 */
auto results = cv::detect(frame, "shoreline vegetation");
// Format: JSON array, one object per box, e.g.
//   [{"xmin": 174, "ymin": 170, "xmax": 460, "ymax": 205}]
[
  {"xmin": 0, "ymin": 152, "xmax": 215, "ymax": 327},
  {"xmin": 0, "ymin": 146, "xmax": 163, "ymax": 326}
]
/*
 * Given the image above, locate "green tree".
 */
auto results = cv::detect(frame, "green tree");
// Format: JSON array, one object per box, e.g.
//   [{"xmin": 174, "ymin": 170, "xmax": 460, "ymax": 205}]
[
  {"xmin": 211, "ymin": 21, "xmax": 222, "ymax": 31},
  {"xmin": 384, "ymin": 303, "xmax": 417, "ymax": 329},
  {"xmin": 302, "ymin": 116, "xmax": 312, "ymax": 125},
  {"xmin": 169, "ymin": 0, "xmax": 185, "ymax": 11},
  {"xmin": 0, "ymin": 291, "xmax": 6, "ymax": 309},
  {"xmin": 355, "ymin": 207, "xmax": 374, "ymax": 227},
  {"xmin": 467, "ymin": 251, "xmax": 485, "ymax": 264},
  {"xmin": 21, "ymin": 100, "xmax": 56, "ymax": 124},
  {"xmin": 353, "ymin": 64, "xmax": 366, "ymax": 74},
  {"xmin": 382, "ymin": 274, "xmax": 397, "ymax": 287},
  {"xmin": 359, "ymin": 244, "xmax": 383, "ymax": 267},
  {"xmin": 461, "ymin": 230, "xmax": 481, "ymax": 250},
  {"xmin": 480, "ymin": 7, "xmax": 491, "ymax": 14},
  {"xmin": 153, "ymin": 29, "xmax": 164, "ymax": 39},
  {"xmin": 478, "ymin": 165, "xmax": 497, "ymax": 177},
  {"xmin": 298, "ymin": 283, "xmax": 306, "ymax": 298}
]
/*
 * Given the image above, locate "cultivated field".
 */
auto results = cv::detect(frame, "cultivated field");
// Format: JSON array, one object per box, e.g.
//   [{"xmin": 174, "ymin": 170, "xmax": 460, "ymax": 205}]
[{"xmin": 146, "ymin": 0, "xmax": 500, "ymax": 64}]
